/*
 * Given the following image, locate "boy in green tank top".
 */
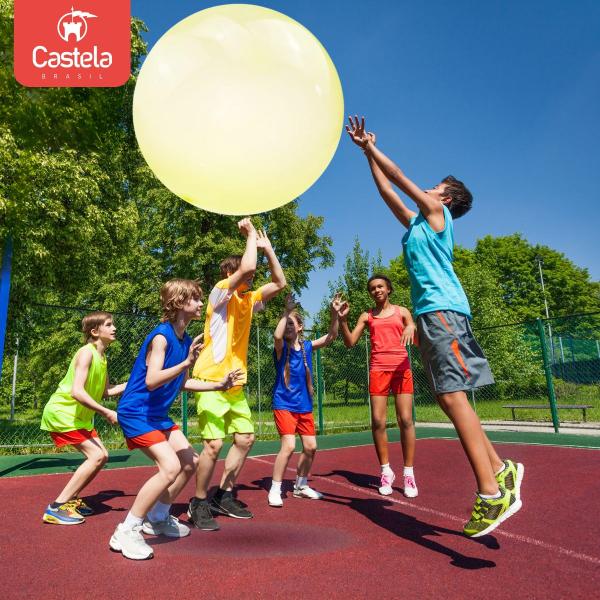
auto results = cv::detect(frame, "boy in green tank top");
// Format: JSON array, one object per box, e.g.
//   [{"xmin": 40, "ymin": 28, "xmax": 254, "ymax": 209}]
[{"xmin": 40, "ymin": 312, "xmax": 127, "ymax": 525}]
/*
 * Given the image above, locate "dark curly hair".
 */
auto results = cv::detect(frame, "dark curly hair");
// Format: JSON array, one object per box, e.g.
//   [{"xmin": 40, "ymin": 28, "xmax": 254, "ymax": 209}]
[{"xmin": 441, "ymin": 175, "xmax": 473, "ymax": 219}]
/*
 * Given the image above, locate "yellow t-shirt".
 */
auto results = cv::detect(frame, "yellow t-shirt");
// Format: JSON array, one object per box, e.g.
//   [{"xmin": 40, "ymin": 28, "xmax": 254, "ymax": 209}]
[{"xmin": 193, "ymin": 278, "xmax": 264, "ymax": 384}]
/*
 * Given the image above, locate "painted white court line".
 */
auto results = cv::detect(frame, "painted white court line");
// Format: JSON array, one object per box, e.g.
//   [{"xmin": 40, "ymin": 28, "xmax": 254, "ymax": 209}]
[{"xmin": 251, "ymin": 455, "xmax": 600, "ymax": 567}]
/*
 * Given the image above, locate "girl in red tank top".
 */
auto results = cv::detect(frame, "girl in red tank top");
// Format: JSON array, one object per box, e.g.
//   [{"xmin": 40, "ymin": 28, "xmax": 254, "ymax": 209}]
[{"xmin": 337, "ymin": 274, "xmax": 419, "ymax": 498}]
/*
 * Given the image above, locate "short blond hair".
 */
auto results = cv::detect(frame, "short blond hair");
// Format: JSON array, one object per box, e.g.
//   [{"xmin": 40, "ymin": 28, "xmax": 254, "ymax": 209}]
[
  {"xmin": 81, "ymin": 311, "xmax": 113, "ymax": 343},
  {"xmin": 160, "ymin": 279, "xmax": 203, "ymax": 322}
]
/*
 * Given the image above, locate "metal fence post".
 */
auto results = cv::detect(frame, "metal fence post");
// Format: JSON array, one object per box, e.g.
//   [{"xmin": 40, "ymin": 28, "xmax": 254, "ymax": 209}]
[
  {"xmin": 181, "ymin": 392, "xmax": 188, "ymax": 437},
  {"xmin": 257, "ymin": 324, "xmax": 263, "ymax": 437},
  {"xmin": 315, "ymin": 331, "xmax": 324, "ymax": 435},
  {"xmin": 365, "ymin": 335, "xmax": 372, "ymax": 426},
  {"xmin": 537, "ymin": 318, "xmax": 560, "ymax": 433},
  {"xmin": 407, "ymin": 344, "xmax": 416, "ymax": 423},
  {"xmin": 10, "ymin": 335, "xmax": 19, "ymax": 421}
]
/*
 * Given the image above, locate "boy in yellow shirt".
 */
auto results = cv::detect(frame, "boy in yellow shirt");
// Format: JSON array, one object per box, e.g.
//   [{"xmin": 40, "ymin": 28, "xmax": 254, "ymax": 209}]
[{"xmin": 188, "ymin": 218, "xmax": 286, "ymax": 530}]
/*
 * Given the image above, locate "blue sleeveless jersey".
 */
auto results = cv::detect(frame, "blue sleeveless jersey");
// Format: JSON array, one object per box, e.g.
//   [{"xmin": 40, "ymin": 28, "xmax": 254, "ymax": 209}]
[
  {"xmin": 118, "ymin": 322, "xmax": 191, "ymax": 438},
  {"xmin": 402, "ymin": 205, "xmax": 471, "ymax": 318},
  {"xmin": 272, "ymin": 340, "xmax": 314, "ymax": 413}
]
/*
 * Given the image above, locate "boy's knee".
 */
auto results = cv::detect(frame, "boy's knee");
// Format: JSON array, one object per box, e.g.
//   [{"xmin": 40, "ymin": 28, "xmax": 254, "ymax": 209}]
[
  {"xmin": 235, "ymin": 433, "xmax": 255, "ymax": 451},
  {"xmin": 163, "ymin": 460, "xmax": 181, "ymax": 484},
  {"xmin": 281, "ymin": 439, "xmax": 296, "ymax": 455},
  {"xmin": 303, "ymin": 441, "xmax": 317, "ymax": 455},
  {"xmin": 203, "ymin": 439, "xmax": 224, "ymax": 459},
  {"xmin": 90, "ymin": 449, "xmax": 108, "ymax": 468}
]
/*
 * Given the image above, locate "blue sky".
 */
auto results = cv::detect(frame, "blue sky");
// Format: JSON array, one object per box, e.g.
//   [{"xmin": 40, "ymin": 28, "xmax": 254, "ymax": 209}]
[{"xmin": 132, "ymin": 1, "xmax": 600, "ymax": 322}]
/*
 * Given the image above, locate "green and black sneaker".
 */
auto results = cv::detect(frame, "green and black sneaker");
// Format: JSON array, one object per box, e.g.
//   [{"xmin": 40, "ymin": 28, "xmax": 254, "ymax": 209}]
[
  {"xmin": 496, "ymin": 459, "xmax": 525, "ymax": 502},
  {"xmin": 463, "ymin": 486, "xmax": 522, "ymax": 538}
]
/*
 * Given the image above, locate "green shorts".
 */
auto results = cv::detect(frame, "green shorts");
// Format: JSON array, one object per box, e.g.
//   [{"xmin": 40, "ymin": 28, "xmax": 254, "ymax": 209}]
[{"xmin": 196, "ymin": 388, "xmax": 254, "ymax": 440}]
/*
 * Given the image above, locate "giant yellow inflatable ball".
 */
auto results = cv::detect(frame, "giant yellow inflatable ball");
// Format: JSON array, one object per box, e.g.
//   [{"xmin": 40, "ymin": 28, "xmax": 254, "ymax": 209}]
[{"xmin": 133, "ymin": 4, "xmax": 344, "ymax": 215}]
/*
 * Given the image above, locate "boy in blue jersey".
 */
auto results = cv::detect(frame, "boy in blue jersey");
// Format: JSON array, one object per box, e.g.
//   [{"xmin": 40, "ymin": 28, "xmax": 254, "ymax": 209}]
[
  {"xmin": 346, "ymin": 117, "xmax": 524, "ymax": 538},
  {"xmin": 110, "ymin": 279, "xmax": 242, "ymax": 560}
]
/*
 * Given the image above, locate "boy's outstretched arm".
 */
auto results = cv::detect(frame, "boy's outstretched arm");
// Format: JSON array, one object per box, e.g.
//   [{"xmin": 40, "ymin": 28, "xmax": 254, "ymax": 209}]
[
  {"xmin": 347, "ymin": 116, "xmax": 444, "ymax": 230},
  {"xmin": 227, "ymin": 218, "xmax": 258, "ymax": 292},
  {"xmin": 366, "ymin": 135, "xmax": 416, "ymax": 229},
  {"xmin": 256, "ymin": 229, "xmax": 287, "ymax": 302}
]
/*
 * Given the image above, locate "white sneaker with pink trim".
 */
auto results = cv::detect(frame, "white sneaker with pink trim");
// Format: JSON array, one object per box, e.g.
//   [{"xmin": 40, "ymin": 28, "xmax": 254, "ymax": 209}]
[
  {"xmin": 378, "ymin": 471, "xmax": 395, "ymax": 495},
  {"xmin": 403, "ymin": 474, "xmax": 419, "ymax": 498}
]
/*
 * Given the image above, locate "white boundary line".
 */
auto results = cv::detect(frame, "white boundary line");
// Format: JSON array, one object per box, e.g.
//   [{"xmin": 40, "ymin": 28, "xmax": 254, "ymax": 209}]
[{"xmin": 251, "ymin": 455, "xmax": 600, "ymax": 567}]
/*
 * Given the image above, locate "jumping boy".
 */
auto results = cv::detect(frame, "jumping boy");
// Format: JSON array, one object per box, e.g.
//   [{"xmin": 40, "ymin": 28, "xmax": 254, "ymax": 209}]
[
  {"xmin": 346, "ymin": 116, "xmax": 524, "ymax": 538},
  {"xmin": 188, "ymin": 218, "xmax": 286, "ymax": 530}
]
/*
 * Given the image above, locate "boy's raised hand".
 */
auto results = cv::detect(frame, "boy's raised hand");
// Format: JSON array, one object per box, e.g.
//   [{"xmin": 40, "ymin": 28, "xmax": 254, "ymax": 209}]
[
  {"xmin": 284, "ymin": 293, "xmax": 297, "ymax": 312},
  {"xmin": 238, "ymin": 217, "xmax": 256, "ymax": 238},
  {"xmin": 331, "ymin": 292, "xmax": 343, "ymax": 315},
  {"xmin": 345, "ymin": 115, "xmax": 370, "ymax": 148},
  {"xmin": 187, "ymin": 334, "xmax": 204, "ymax": 365},
  {"xmin": 256, "ymin": 229, "xmax": 273, "ymax": 252},
  {"xmin": 221, "ymin": 368, "xmax": 244, "ymax": 390}
]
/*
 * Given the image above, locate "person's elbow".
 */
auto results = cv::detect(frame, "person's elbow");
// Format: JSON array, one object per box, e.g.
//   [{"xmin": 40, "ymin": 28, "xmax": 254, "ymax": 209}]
[
  {"xmin": 145, "ymin": 375, "xmax": 159, "ymax": 391},
  {"xmin": 274, "ymin": 274, "xmax": 287, "ymax": 291}
]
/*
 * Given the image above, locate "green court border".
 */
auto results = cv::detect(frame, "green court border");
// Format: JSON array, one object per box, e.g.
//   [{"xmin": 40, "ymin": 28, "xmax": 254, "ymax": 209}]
[{"xmin": 1, "ymin": 426, "xmax": 598, "ymax": 479}]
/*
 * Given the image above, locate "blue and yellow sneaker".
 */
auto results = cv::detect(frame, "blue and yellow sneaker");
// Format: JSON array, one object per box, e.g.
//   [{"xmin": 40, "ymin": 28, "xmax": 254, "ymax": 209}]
[
  {"xmin": 67, "ymin": 497, "xmax": 95, "ymax": 517},
  {"xmin": 496, "ymin": 459, "xmax": 524, "ymax": 502},
  {"xmin": 463, "ymin": 486, "xmax": 521, "ymax": 538},
  {"xmin": 42, "ymin": 503, "xmax": 85, "ymax": 525}
]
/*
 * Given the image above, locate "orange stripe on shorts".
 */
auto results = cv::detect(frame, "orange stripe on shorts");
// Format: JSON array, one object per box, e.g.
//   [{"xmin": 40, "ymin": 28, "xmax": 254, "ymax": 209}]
[{"xmin": 451, "ymin": 339, "xmax": 471, "ymax": 379}]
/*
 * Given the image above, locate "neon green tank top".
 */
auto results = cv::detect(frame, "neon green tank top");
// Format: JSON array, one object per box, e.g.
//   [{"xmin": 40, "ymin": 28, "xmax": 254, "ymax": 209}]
[{"xmin": 40, "ymin": 344, "xmax": 107, "ymax": 432}]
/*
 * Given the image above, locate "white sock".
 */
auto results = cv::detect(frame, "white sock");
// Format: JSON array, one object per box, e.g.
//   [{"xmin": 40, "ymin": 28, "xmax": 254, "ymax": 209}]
[
  {"xmin": 147, "ymin": 500, "xmax": 170, "ymax": 522},
  {"xmin": 123, "ymin": 511, "xmax": 143, "ymax": 530},
  {"xmin": 495, "ymin": 462, "xmax": 506, "ymax": 476},
  {"xmin": 479, "ymin": 491, "xmax": 502, "ymax": 500},
  {"xmin": 270, "ymin": 480, "xmax": 282, "ymax": 493},
  {"xmin": 380, "ymin": 463, "xmax": 393, "ymax": 476},
  {"xmin": 296, "ymin": 476, "xmax": 307, "ymax": 488},
  {"xmin": 403, "ymin": 466, "xmax": 414, "ymax": 477}
]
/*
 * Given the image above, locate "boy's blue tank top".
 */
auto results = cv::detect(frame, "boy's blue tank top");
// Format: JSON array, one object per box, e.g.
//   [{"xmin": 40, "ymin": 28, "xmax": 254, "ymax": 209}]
[
  {"xmin": 272, "ymin": 340, "xmax": 313, "ymax": 414},
  {"xmin": 402, "ymin": 205, "xmax": 471, "ymax": 318},
  {"xmin": 117, "ymin": 322, "xmax": 192, "ymax": 438}
]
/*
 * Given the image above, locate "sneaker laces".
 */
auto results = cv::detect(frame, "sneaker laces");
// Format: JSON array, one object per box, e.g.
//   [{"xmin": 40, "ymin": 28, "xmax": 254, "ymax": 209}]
[
  {"xmin": 380, "ymin": 473, "xmax": 392, "ymax": 486},
  {"xmin": 404, "ymin": 476, "xmax": 416, "ymax": 488}
]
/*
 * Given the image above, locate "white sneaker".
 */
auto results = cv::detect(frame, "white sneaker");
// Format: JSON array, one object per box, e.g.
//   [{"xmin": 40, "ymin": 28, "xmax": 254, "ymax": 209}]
[
  {"xmin": 142, "ymin": 515, "xmax": 190, "ymax": 538},
  {"xmin": 403, "ymin": 474, "xmax": 419, "ymax": 498},
  {"xmin": 268, "ymin": 490, "xmax": 283, "ymax": 507},
  {"xmin": 109, "ymin": 523, "xmax": 154, "ymax": 560},
  {"xmin": 293, "ymin": 485, "xmax": 323, "ymax": 500},
  {"xmin": 378, "ymin": 471, "xmax": 395, "ymax": 496}
]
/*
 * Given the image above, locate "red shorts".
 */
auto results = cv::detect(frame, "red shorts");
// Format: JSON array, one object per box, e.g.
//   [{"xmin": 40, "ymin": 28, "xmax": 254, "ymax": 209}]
[
  {"xmin": 273, "ymin": 410, "xmax": 316, "ymax": 436},
  {"xmin": 369, "ymin": 369, "xmax": 414, "ymax": 396},
  {"xmin": 125, "ymin": 424, "xmax": 179, "ymax": 450},
  {"xmin": 50, "ymin": 428, "xmax": 99, "ymax": 448}
]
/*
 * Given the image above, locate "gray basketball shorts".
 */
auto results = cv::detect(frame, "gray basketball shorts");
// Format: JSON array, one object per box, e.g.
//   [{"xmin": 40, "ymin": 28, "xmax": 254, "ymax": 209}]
[{"xmin": 417, "ymin": 310, "xmax": 494, "ymax": 394}]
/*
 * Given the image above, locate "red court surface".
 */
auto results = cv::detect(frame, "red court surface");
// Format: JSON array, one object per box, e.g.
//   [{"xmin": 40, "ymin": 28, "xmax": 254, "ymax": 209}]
[{"xmin": 1, "ymin": 438, "xmax": 599, "ymax": 599}]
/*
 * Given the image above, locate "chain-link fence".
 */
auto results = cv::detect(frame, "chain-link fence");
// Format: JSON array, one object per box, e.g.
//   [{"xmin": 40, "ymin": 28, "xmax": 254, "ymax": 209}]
[{"xmin": 1, "ymin": 305, "xmax": 599, "ymax": 453}]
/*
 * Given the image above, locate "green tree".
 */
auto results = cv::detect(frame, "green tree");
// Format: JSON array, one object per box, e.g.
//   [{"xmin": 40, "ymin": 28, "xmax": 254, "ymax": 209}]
[{"xmin": 474, "ymin": 234, "xmax": 600, "ymax": 322}]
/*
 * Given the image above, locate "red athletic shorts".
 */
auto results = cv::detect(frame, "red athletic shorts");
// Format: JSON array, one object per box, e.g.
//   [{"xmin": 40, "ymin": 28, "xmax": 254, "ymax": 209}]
[
  {"xmin": 273, "ymin": 410, "xmax": 316, "ymax": 436},
  {"xmin": 125, "ymin": 424, "xmax": 180, "ymax": 450},
  {"xmin": 50, "ymin": 428, "xmax": 99, "ymax": 447},
  {"xmin": 369, "ymin": 369, "xmax": 414, "ymax": 396}
]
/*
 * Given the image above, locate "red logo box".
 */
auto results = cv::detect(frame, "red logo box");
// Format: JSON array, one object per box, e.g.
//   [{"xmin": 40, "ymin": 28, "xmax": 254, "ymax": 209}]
[{"xmin": 14, "ymin": 0, "xmax": 130, "ymax": 87}]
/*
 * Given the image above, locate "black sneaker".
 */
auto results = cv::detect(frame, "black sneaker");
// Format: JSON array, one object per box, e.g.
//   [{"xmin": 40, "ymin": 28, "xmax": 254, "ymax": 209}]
[
  {"xmin": 210, "ymin": 491, "xmax": 253, "ymax": 519},
  {"xmin": 187, "ymin": 497, "xmax": 220, "ymax": 531}
]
